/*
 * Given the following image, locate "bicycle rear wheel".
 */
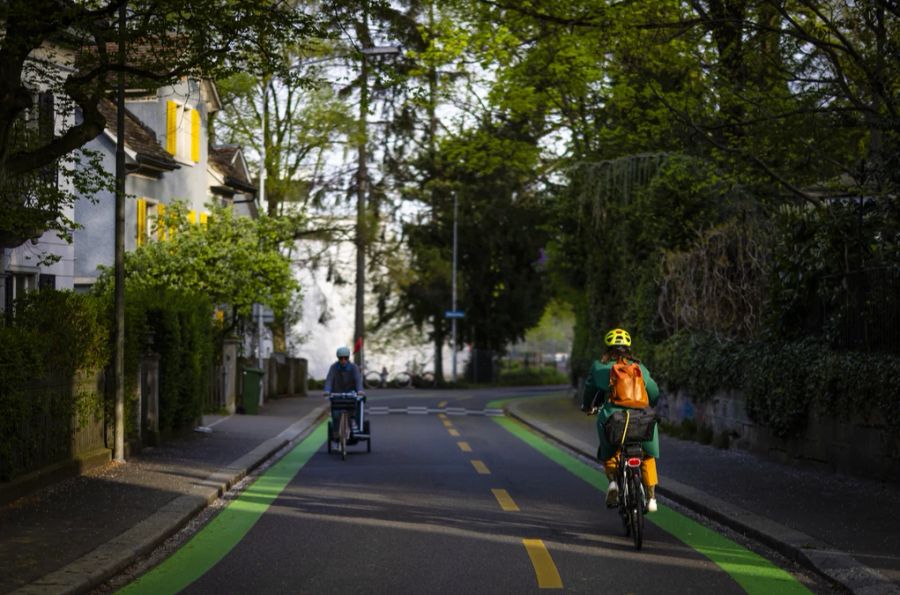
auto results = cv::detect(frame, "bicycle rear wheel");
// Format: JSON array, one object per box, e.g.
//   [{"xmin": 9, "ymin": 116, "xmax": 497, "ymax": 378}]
[
  {"xmin": 629, "ymin": 471, "xmax": 644, "ymax": 550},
  {"xmin": 393, "ymin": 372, "xmax": 412, "ymax": 388},
  {"xmin": 364, "ymin": 371, "xmax": 382, "ymax": 389},
  {"xmin": 418, "ymin": 372, "xmax": 435, "ymax": 388}
]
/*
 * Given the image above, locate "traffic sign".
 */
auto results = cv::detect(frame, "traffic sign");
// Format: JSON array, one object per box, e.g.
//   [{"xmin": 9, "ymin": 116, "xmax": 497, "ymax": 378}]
[{"xmin": 445, "ymin": 310, "xmax": 465, "ymax": 319}]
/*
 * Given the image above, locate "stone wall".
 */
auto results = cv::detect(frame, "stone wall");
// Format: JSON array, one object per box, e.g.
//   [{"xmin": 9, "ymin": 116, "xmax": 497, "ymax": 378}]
[{"xmin": 656, "ymin": 389, "xmax": 900, "ymax": 482}]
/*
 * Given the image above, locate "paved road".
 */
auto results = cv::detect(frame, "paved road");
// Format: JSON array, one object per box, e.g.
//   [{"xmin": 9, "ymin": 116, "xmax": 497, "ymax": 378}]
[{"xmin": 113, "ymin": 389, "xmax": 826, "ymax": 594}]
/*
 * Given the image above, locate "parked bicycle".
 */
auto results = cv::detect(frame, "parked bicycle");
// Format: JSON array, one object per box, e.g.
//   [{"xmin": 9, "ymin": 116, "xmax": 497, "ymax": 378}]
[
  {"xmin": 363, "ymin": 366, "xmax": 389, "ymax": 389},
  {"xmin": 392, "ymin": 368, "xmax": 435, "ymax": 389},
  {"xmin": 363, "ymin": 362, "xmax": 436, "ymax": 389},
  {"xmin": 601, "ymin": 408, "xmax": 656, "ymax": 550}
]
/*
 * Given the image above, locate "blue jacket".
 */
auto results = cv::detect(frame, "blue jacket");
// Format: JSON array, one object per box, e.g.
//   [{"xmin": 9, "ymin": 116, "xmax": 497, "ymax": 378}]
[{"xmin": 324, "ymin": 361, "xmax": 363, "ymax": 394}]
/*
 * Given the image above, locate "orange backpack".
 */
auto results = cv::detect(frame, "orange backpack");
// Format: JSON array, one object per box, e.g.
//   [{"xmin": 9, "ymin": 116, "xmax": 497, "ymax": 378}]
[{"xmin": 608, "ymin": 358, "xmax": 649, "ymax": 408}]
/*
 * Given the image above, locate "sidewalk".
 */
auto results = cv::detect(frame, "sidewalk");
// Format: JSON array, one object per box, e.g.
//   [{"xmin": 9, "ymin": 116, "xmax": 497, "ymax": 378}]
[
  {"xmin": 0, "ymin": 395, "xmax": 328, "ymax": 595},
  {"xmin": 506, "ymin": 393, "xmax": 900, "ymax": 595}
]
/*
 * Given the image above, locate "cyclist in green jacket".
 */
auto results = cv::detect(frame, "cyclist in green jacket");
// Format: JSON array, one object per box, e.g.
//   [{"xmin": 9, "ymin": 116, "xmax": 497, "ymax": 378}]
[{"xmin": 581, "ymin": 328, "xmax": 661, "ymax": 512}]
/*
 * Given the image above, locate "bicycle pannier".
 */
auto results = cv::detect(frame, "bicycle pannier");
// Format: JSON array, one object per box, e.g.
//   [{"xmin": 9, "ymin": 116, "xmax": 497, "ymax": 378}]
[{"xmin": 605, "ymin": 409, "xmax": 657, "ymax": 446}]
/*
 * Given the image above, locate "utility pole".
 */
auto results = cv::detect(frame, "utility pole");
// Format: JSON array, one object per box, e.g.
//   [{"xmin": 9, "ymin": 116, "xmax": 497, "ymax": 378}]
[
  {"xmin": 113, "ymin": 0, "xmax": 127, "ymax": 462},
  {"xmin": 451, "ymin": 192, "xmax": 459, "ymax": 383}
]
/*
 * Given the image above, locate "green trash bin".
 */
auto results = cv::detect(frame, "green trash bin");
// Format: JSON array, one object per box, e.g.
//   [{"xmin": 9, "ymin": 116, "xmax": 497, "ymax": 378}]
[{"xmin": 241, "ymin": 368, "xmax": 264, "ymax": 414}]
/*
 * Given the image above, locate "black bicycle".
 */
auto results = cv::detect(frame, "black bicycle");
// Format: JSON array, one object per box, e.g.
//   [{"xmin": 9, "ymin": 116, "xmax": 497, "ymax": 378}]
[{"xmin": 604, "ymin": 408, "xmax": 656, "ymax": 550}]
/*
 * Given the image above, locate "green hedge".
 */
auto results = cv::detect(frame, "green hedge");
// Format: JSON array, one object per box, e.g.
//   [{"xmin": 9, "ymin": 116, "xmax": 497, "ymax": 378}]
[
  {"xmin": 0, "ymin": 291, "xmax": 108, "ymax": 481},
  {"xmin": 124, "ymin": 287, "xmax": 213, "ymax": 435},
  {"xmin": 651, "ymin": 331, "xmax": 900, "ymax": 438}
]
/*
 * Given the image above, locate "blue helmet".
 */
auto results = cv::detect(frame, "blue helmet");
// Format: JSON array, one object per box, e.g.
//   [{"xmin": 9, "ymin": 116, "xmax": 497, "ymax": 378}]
[{"xmin": 336, "ymin": 346, "xmax": 351, "ymax": 358}]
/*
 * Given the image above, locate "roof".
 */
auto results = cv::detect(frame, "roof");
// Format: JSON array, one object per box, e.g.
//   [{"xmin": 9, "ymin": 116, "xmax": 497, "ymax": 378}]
[
  {"xmin": 96, "ymin": 99, "xmax": 178, "ymax": 174},
  {"xmin": 209, "ymin": 145, "xmax": 257, "ymax": 194}
]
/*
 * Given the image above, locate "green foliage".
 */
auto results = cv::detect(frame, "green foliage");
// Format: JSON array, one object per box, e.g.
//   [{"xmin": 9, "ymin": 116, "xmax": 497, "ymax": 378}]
[
  {"xmin": 766, "ymin": 197, "xmax": 900, "ymax": 350},
  {"xmin": 121, "ymin": 287, "xmax": 215, "ymax": 434},
  {"xmin": 96, "ymin": 202, "xmax": 300, "ymax": 320},
  {"xmin": 496, "ymin": 365, "xmax": 568, "ymax": 387},
  {"xmin": 2, "ymin": 0, "xmax": 321, "ymax": 238},
  {"xmin": 652, "ymin": 331, "xmax": 900, "ymax": 439},
  {"xmin": 0, "ymin": 291, "xmax": 109, "ymax": 481}
]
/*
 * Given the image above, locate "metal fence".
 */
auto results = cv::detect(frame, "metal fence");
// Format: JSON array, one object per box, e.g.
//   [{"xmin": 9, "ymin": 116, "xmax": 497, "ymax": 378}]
[{"xmin": 206, "ymin": 363, "xmax": 225, "ymax": 412}]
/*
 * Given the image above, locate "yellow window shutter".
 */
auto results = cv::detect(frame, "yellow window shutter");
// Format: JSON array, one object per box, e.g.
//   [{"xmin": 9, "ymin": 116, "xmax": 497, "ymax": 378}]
[
  {"xmin": 166, "ymin": 101, "xmax": 177, "ymax": 155},
  {"xmin": 191, "ymin": 108, "xmax": 201, "ymax": 162},
  {"xmin": 200, "ymin": 212, "xmax": 209, "ymax": 226},
  {"xmin": 188, "ymin": 210, "xmax": 196, "ymax": 224},
  {"xmin": 136, "ymin": 199, "xmax": 147, "ymax": 246},
  {"xmin": 156, "ymin": 203, "xmax": 166, "ymax": 240}
]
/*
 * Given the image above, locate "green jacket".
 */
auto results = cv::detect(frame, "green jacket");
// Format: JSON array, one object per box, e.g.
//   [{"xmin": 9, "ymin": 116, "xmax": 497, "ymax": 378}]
[{"xmin": 581, "ymin": 358, "xmax": 660, "ymax": 461}]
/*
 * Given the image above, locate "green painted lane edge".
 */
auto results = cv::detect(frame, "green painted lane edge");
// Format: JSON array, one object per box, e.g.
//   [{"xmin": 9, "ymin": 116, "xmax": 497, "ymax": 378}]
[
  {"xmin": 487, "ymin": 398, "xmax": 810, "ymax": 595},
  {"xmin": 118, "ymin": 422, "xmax": 327, "ymax": 595}
]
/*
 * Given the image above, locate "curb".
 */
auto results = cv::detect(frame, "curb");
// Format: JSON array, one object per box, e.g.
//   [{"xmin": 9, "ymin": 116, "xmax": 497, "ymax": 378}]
[
  {"xmin": 12, "ymin": 404, "xmax": 329, "ymax": 595},
  {"xmin": 504, "ymin": 401, "xmax": 900, "ymax": 595}
]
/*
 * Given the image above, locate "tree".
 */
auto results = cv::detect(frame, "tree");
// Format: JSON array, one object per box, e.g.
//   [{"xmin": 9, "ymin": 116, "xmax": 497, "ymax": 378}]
[
  {"xmin": 403, "ymin": 119, "xmax": 550, "ymax": 357},
  {"xmin": 0, "ymin": 0, "xmax": 321, "ymax": 242},
  {"xmin": 95, "ymin": 201, "xmax": 300, "ymax": 325}
]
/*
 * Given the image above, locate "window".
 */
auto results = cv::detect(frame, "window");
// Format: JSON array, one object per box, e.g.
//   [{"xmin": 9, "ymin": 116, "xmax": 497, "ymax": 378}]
[
  {"xmin": 4, "ymin": 272, "xmax": 37, "ymax": 322},
  {"xmin": 136, "ymin": 198, "xmax": 161, "ymax": 246},
  {"xmin": 165, "ymin": 101, "xmax": 201, "ymax": 163}
]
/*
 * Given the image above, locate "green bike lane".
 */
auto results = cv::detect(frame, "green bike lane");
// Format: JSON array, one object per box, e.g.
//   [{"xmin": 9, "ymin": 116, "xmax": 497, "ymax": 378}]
[{"xmin": 116, "ymin": 392, "xmax": 815, "ymax": 594}]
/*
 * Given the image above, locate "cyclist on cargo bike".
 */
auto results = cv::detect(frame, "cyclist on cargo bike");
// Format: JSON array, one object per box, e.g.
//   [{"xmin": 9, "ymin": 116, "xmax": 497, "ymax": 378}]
[{"xmin": 323, "ymin": 346, "xmax": 370, "ymax": 458}]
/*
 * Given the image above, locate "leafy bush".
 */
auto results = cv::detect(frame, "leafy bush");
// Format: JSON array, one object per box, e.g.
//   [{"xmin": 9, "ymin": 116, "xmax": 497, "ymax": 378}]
[
  {"xmin": 124, "ymin": 287, "xmax": 213, "ymax": 435},
  {"xmin": 0, "ymin": 290, "xmax": 108, "ymax": 481},
  {"xmin": 652, "ymin": 331, "xmax": 900, "ymax": 439}
]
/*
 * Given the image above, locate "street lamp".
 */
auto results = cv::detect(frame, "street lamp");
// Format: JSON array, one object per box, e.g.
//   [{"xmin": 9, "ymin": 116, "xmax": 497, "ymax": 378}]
[{"xmin": 354, "ymin": 45, "xmax": 400, "ymax": 370}]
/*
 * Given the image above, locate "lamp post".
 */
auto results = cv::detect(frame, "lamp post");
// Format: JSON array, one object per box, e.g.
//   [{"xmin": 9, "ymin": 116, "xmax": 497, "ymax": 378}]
[{"xmin": 354, "ymin": 45, "xmax": 400, "ymax": 370}]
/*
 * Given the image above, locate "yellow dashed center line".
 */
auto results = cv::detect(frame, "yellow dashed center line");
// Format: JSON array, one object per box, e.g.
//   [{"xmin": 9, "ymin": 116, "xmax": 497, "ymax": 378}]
[
  {"xmin": 448, "ymin": 429, "xmax": 460, "ymax": 437},
  {"xmin": 491, "ymin": 488, "xmax": 519, "ymax": 511},
  {"xmin": 442, "ymin": 419, "xmax": 454, "ymax": 428},
  {"xmin": 438, "ymin": 412, "xmax": 448, "ymax": 420},
  {"xmin": 437, "ymin": 401, "xmax": 448, "ymax": 408},
  {"xmin": 522, "ymin": 539, "xmax": 563, "ymax": 589},
  {"xmin": 457, "ymin": 441, "xmax": 472, "ymax": 452},
  {"xmin": 470, "ymin": 460, "xmax": 490, "ymax": 475}
]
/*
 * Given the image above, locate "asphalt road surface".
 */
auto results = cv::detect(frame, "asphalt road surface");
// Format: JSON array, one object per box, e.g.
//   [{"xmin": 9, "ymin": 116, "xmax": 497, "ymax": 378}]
[{"xmin": 115, "ymin": 388, "xmax": 819, "ymax": 594}]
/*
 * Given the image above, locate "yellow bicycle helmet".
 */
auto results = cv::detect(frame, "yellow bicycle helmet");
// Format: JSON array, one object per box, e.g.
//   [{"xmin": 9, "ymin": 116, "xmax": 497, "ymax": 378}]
[{"xmin": 604, "ymin": 328, "xmax": 632, "ymax": 347}]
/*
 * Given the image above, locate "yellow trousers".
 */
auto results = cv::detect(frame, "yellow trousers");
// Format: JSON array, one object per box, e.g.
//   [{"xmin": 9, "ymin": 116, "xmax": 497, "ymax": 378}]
[{"xmin": 604, "ymin": 452, "xmax": 658, "ymax": 488}]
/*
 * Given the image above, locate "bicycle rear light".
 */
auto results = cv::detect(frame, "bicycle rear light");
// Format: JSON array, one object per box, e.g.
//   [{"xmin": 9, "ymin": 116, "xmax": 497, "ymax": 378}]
[{"xmin": 626, "ymin": 457, "xmax": 642, "ymax": 467}]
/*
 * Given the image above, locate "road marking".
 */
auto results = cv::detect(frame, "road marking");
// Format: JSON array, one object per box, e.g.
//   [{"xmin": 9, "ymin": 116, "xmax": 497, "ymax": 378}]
[
  {"xmin": 438, "ymin": 412, "xmax": 448, "ymax": 419},
  {"xmin": 470, "ymin": 460, "xmax": 490, "ymax": 474},
  {"xmin": 491, "ymin": 488, "xmax": 519, "ymax": 511},
  {"xmin": 118, "ymin": 423, "xmax": 326, "ymax": 594},
  {"xmin": 522, "ymin": 539, "xmax": 563, "ymax": 589},
  {"xmin": 366, "ymin": 406, "xmax": 503, "ymax": 417},
  {"xmin": 437, "ymin": 401, "xmax": 448, "ymax": 408},
  {"xmin": 448, "ymin": 429, "xmax": 460, "ymax": 437},
  {"xmin": 487, "ymin": 399, "xmax": 811, "ymax": 595},
  {"xmin": 442, "ymin": 419, "xmax": 454, "ymax": 428},
  {"xmin": 457, "ymin": 441, "xmax": 472, "ymax": 452}
]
